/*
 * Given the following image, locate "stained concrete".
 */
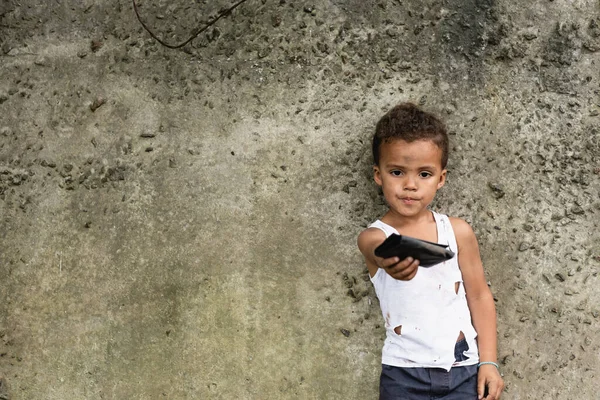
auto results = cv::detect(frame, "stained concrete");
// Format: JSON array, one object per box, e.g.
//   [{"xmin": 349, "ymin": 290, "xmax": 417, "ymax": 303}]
[{"xmin": 1, "ymin": 0, "xmax": 599, "ymax": 399}]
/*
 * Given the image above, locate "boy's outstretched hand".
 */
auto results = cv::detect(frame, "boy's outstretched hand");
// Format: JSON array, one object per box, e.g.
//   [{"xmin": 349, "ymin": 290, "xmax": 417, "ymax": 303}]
[
  {"xmin": 357, "ymin": 228, "xmax": 420, "ymax": 280},
  {"xmin": 478, "ymin": 364, "xmax": 504, "ymax": 400},
  {"xmin": 375, "ymin": 255, "xmax": 420, "ymax": 280}
]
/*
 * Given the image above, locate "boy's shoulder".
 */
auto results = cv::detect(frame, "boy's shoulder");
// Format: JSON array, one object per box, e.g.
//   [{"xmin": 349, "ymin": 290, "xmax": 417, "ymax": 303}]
[
  {"xmin": 447, "ymin": 216, "xmax": 471, "ymax": 231},
  {"xmin": 357, "ymin": 224, "xmax": 387, "ymax": 247},
  {"xmin": 446, "ymin": 215, "xmax": 478, "ymax": 247}
]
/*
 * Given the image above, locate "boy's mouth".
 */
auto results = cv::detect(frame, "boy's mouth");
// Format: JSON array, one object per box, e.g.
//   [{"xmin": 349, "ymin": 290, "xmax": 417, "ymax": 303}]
[{"xmin": 400, "ymin": 197, "xmax": 419, "ymax": 204}]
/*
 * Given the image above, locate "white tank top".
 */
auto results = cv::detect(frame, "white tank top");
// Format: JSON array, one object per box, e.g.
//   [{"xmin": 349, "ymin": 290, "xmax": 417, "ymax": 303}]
[{"xmin": 369, "ymin": 211, "xmax": 479, "ymax": 371}]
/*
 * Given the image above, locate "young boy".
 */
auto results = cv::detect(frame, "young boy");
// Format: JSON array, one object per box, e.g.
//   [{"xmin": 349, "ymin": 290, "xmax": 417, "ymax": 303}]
[{"xmin": 357, "ymin": 103, "xmax": 504, "ymax": 399}]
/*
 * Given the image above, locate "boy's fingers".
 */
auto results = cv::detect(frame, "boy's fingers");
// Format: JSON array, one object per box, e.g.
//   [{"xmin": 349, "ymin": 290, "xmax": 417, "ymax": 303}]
[
  {"xmin": 382, "ymin": 257, "xmax": 400, "ymax": 268},
  {"xmin": 489, "ymin": 379, "xmax": 502, "ymax": 399},
  {"xmin": 477, "ymin": 376, "xmax": 485, "ymax": 400},
  {"xmin": 403, "ymin": 271, "xmax": 418, "ymax": 281},
  {"xmin": 383, "ymin": 257, "xmax": 409, "ymax": 271},
  {"xmin": 392, "ymin": 256, "xmax": 411, "ymax": 266},
  {"xmin": 404, "ymin": 262, "xmax": 419, "ymax": 279},
  {"xmin": 400, "ymin": 257, "xmax": 418, "ymax": 268},
  {"xmin": 497, "ymin": 379, "xmax": 505, "ymax": 399},
  {"xmin": 410, "ymin": 268, "xmax": 419, "ymax": 278},
  {"xmin": 482, "ymin": 378, "xmax": 502, "ymax": 400},
  {"xmin": 390, "ymin": 259, "xmax": 419, "ymax": 280}
]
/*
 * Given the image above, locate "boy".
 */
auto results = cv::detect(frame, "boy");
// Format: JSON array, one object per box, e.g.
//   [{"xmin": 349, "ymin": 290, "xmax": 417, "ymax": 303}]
[{"xmin": 357, "ymin": 103, "xmax": 504, "ymax": 399}]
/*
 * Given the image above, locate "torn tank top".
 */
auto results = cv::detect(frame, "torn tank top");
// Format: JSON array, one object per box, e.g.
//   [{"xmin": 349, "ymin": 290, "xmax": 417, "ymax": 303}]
[{"xmin": 369, "ymin": 211, "xmax": 479, "ymax": 371}]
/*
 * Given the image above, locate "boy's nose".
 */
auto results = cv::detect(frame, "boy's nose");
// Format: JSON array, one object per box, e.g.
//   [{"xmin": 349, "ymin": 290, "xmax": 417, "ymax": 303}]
[{"xmin": 403, "ymin": 177, "xmax": 417, "ymax": 191}]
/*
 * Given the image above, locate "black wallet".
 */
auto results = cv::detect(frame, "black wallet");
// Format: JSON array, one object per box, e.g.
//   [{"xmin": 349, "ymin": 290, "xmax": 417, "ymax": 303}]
[{"xmin": 374, "ymin": 234, "xmax": 455, "ymax": 267}]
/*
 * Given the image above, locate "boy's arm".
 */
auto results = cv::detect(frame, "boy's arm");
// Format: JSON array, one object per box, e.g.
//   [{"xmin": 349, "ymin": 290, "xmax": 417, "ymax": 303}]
[
  {"xmin": 357, "ymin": 228, "xmax": 420, "ymax": 280},
  {"xmin": 450, "ymin": 217, "xmax": 504, "ymax": 400}
]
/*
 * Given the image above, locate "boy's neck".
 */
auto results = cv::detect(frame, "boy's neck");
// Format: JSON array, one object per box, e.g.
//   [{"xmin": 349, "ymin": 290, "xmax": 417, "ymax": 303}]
[{"xmin": 381, "ymin": 208, "xmax": 434, "ymax": 230}]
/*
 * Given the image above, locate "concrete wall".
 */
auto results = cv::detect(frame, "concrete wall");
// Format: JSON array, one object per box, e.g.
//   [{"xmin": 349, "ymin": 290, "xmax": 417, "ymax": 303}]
[{"xmin": 1, "ymin": 0, "xmax": 599, "ymax": 398}]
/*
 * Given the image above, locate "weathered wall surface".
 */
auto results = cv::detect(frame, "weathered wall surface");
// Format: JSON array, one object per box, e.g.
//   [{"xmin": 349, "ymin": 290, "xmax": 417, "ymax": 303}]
[{"xmin": 1, "ymin": 0, "xmax": 599, "ymax": 399}]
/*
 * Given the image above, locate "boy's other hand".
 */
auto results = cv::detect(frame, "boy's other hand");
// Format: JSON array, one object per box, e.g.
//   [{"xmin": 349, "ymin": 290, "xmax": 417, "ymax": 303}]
[
  {"xmin": 376, "ymin": 256, "xmax": 419, "ymax": 280},
  {"xmin": 477, "ymin": 364, "xmax": 504, "ymax": 400}
]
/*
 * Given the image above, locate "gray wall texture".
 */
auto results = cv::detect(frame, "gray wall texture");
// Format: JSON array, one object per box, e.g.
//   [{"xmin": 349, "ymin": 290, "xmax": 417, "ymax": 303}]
[{"xmin": 1, "ymin": 0, "xmax": 599, "ymax": 399}]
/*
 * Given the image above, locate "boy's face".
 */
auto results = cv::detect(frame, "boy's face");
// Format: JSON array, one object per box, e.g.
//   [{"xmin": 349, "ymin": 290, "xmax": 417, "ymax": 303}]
[{"xmin": 374, "ymin": 139, "xmax": 447, "ymax": 219}]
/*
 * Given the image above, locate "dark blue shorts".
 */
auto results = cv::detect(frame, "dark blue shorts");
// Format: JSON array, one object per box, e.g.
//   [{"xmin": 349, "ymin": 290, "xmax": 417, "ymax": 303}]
[{"xmin": 379, "ymin": 339, "xmax": 478, "ymax": 400}]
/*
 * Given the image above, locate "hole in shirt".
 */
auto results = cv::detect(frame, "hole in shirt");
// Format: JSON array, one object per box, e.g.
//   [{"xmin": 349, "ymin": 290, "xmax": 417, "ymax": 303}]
[
  {"xmin": 455, "ymin": 281, "xmax": 461, "ymax": 294},
  {"xmin": 455, "ymin": 331, "xmax": 469, "ymax": 362},
  {"xmin": 394, "ymin": 325, "xmax": 402, "ymax": 335}
]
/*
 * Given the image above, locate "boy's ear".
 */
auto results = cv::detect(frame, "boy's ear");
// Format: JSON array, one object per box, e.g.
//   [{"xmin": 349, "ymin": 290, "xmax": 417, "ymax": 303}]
[
  {"xmin": 373, "ymin": 165, "xmax": 383, "ymax": 186},
  {"xmin": 437, "ymin": 169, "xmax": 447, "ymax": 189}
]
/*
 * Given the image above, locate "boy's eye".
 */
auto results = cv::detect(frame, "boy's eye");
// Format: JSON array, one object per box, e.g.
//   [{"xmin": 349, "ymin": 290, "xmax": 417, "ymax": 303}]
[
  {"xmin": 419, "ymin": 171, "xmax": 432, "ymax": 178},
  {"xmin": 391, "ymin": 170, "xmax": 403, "ymax": 176}
]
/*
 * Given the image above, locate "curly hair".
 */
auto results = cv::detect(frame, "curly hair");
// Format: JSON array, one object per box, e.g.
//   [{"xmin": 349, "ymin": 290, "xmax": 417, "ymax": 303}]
[{"xmin": 373, "ymin": 103, "xmax": 449, "ymax": 168}]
